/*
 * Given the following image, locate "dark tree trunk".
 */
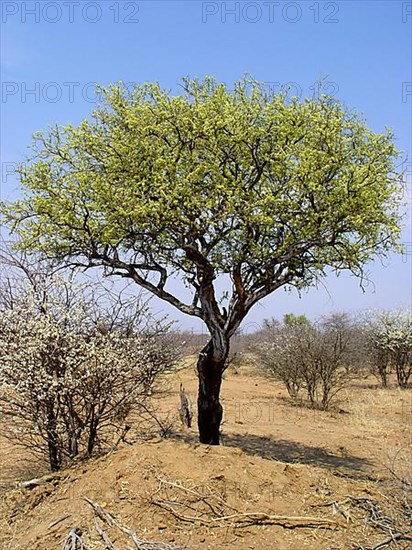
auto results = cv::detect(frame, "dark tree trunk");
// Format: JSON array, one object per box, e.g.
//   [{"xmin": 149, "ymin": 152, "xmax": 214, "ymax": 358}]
[
  {"xmin": 196, "ymin": 337, "xmax": 229, "ymax": 445},
  {"xmin": 46, "ymin": 405, "xmax": 61, "ymax": 472},
  {"xmin": 87, "ymin": 409, "xmax": 98, "ymax": 456}
]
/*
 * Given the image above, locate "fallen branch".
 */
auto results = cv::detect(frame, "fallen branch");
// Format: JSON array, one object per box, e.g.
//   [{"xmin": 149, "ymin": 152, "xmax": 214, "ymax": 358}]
[
  {"xmin": 95, "ymin": 519, "xmax": 116, "ymax": 550},
  {"xmin": 61, "ymin": 527, "xmax": 85, "ymax": 550},
  {"xmin": 49, "ymin": 514, "xmax": 71, "ymax": 529},
  {"xmin": 313, "ymin": 494, "xmax": 412, "ymax": 549},
  {"xmin": 84, "ymin": 498, "xmax": 184, "ymax": 549},
  {"xmin": 19, "ymin": 472, "xmax": 62, "ymax": 489},
  {"xmin": 217, "ymin": 511, "xmax": 342, "ymax": 529},
  {"xmin": 155, "ymin": 476, "xmax": 234, "ymax": 515},
  {"xmin": 152, "ymin": 476, "xmax": 342, "ymax": 530},
  {"xmin": 152, "ymin": 500, "xmax": 342, "ymax": 530},
  {"xmin": 310, "ymin": 499, "xmax": 352, "ymax": 522}
]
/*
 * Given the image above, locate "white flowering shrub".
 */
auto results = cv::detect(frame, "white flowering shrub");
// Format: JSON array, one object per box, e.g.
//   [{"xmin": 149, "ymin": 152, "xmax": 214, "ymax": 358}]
[
  {"xmin": 365, "ymin": 310, "xmax": 412, "ymax": 388},
  {"xmin": 255, "ymin": 323, "xmax": 305, "ymax": 399},
  {"xmin": 0, "ymin": 273, "xmax": 180, "ymax": 471}
]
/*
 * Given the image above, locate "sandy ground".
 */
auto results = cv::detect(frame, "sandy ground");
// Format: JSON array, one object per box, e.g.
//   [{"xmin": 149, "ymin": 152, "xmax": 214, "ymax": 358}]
[{"xmin": 0, "ymin": 363, "xmax": 411, "ymax": 549}]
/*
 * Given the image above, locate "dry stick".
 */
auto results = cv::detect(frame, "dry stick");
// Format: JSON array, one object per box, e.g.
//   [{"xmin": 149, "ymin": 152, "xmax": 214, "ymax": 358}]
[
  {"xmin": 348, "ymin": 496, "xmax": 396, "ymax": 533},
  {"xmin": 151, "ymin": 500, "xmax": 217, "ymax": 526},
  {"xmin": 95, "ymin": 519, "xmax": 116, "ymax": 550},
  {"xmin": 61, "ymin": 527, "xmax": 85, "ymax": 550},
  {"xmin": 19, "ymin": 472, "xmax": 62, "ymax": 489},
  {"xmin": 156, "ymin": 477, "xmax": 200, "ymax": 497},
  {"xmin": 85, "ymin": 498, "xmax": 140, "ymax": 545},
  {"xmin": 156, "ymin": 477, "xmax": 228, "ymax": 516},
  {"xmin": 49, "ymin": 514, "xmax": 71, "ymax": 529},
  {"xmin": 213, "ymin": 511, "xmax": 343, "ymax": 529},
  {"xmin": 199, "ymin": 482, "xmax": 237, "ymax": 513},
  {"xmin": 154, "ymin": 477, "xmax": 342, "ymax": 529},
  {"xmin": 310, "ymin": 499, "xmax": 352, "ymax": 522},
  {"xmin": 152, "ymin": 500, "xmax": 342, "ymax": 529},
  {"xmin": 84, "ymin": 498, "xmax": 181, "ymax": 550},
  {"xmin": 312, "ymin": 494, "xmax": 412, "ymax": 548}
]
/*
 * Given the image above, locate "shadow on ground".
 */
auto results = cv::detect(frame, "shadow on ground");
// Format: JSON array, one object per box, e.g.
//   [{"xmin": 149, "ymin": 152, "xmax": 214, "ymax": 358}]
[{"xmin": 173, "ymin": 432, "xmax": 371, "ymax": 474}]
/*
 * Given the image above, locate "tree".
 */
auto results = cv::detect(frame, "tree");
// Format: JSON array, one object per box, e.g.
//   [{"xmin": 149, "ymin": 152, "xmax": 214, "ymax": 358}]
[
  {"xmin": 256, "ymin": 312, "xmax": 360, "ymax": 409},
  {"xmin": 365, "ymin": 310, "xmax": 412, "ymax": 388},
  {"xmin": 255, "ymin": 320, "xmax": 306, "ymax": 399},
  {"xmin": 2, "ymin": 77, "xmax": 403, "ymax": 444}
]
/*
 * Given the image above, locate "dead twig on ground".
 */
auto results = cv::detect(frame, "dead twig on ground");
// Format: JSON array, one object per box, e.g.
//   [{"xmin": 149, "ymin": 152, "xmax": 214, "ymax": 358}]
[
  {"xmin": 49, "ymin": 514, "xmax": 71, "ymax": 529},
  {"xmin": 151, "ymin": 476, "xmax": 342, "ymax": 530},
  {"xmin": 61, "ymin": 527, "xmax": 85, "ymax": 550},
  {"xmin": 152, "ymin": 499, "xmax": 341, "ymax": 529},
  {"xmin": 84, "ymin": 497, "xmax": 184, "ymax": 549},
  {"xmin": 310, "ymin": 499, "xmax": 352, "ymax": 522},
  {"xmin": 313, "ymin": 494, "xmax": 412, "ymax": 549},
  {"xmin": 94, "ymin": 519, "xmax": 116, "ymax": 549},
  {"xmin": 19, "ymin": 472, "xmax": 62, "ymax": 489}
]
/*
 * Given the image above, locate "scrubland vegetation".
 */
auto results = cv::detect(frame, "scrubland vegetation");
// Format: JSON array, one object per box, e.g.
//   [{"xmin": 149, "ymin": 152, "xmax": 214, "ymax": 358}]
[{"xmin": 0, "ymin": 252, "xmax": 411, "ymax": 548}]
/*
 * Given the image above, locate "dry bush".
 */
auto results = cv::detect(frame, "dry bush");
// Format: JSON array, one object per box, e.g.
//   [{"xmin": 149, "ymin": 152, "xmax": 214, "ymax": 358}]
[{"xmin": 253, "ymin": 313, "xmax": 361, "ymax": 409}]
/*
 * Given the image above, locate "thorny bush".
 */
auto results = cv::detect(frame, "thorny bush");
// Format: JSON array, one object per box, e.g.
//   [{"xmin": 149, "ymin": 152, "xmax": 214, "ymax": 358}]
[{"xmin": 0, "ymin": 270, "xmax": 181, "ymax": 471}]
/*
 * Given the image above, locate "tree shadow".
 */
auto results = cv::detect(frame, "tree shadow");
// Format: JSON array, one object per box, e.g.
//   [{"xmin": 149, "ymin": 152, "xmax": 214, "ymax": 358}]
[{"xmin": 172, "ymin": 432, "xmax": 371, "ymax": 474}]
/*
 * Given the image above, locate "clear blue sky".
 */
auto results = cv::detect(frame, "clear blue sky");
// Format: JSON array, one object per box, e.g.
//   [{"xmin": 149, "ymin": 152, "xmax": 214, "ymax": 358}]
[{"xmin": 1, "ymin": 0, "xmax": 411, "ymax": 332}]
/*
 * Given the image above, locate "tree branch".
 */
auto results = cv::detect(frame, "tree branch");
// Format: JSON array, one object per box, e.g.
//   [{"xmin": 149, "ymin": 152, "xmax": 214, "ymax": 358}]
[{"xmin": 80, "ymin": 253, "xmax": 204, "ymax": 320}]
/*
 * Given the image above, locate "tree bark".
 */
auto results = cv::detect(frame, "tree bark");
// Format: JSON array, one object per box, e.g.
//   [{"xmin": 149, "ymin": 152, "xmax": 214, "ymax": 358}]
[
  {"xmin": 196, "ymin": 337, "xmax": 229, "ymax": 445},
  {"xmin": 46, "ymin": 404, "xmax": 61, "ymax": 472}
]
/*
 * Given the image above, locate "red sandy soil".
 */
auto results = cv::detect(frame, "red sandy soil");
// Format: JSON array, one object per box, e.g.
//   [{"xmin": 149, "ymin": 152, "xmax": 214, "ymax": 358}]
[{"xmin": 0, "ymin": 364, "xmax": 411, "ymax": 549}]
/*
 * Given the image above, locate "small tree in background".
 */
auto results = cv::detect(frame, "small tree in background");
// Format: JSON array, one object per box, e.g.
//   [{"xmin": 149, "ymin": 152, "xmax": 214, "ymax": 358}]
[
  {"xmin": 365, "ymin": 310, "xmax": 412, "ymax": 388},
  {"xmin": 2, "ymin": 77, "xmax": 404, "ymax": 443},
  {"xmin": 256, "ymin": 312, "xmax": 358, "ymax": 409},
  {"xmin": 315, "ymin": 312, "xmax": 361, "ymax": 408},
  {"xmin": 255, "ymin": 318, "xmax": 306, "ymax": 399},
  {"xmin": 0, "ymin": 252, "xmax": 180, "ymax": 471}
]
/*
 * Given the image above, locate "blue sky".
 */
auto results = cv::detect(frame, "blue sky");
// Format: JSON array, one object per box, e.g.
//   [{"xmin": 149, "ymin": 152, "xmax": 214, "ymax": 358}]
[{"xmin": 1, "ymin": 0, "xmax": 411, "ymax": 331}]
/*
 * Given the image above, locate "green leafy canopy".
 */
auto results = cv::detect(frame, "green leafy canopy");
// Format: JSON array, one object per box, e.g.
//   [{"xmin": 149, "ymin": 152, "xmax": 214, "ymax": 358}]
[{"xmin": 2, "ymin": 76, "xmax": 404, "ymax": 335}]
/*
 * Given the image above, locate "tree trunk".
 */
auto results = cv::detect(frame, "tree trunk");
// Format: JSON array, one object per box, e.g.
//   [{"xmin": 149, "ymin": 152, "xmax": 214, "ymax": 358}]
[
  {"xmin": 46, "ymin": 405, "xmax": 61, "ymax": 472},
  {"xmin": 87, "ymin": 408, "xmax": 98, "ymax": 456},
  {"xmin": 196, "ymin": 337, "xmax": 229, "ymax": 445}
]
